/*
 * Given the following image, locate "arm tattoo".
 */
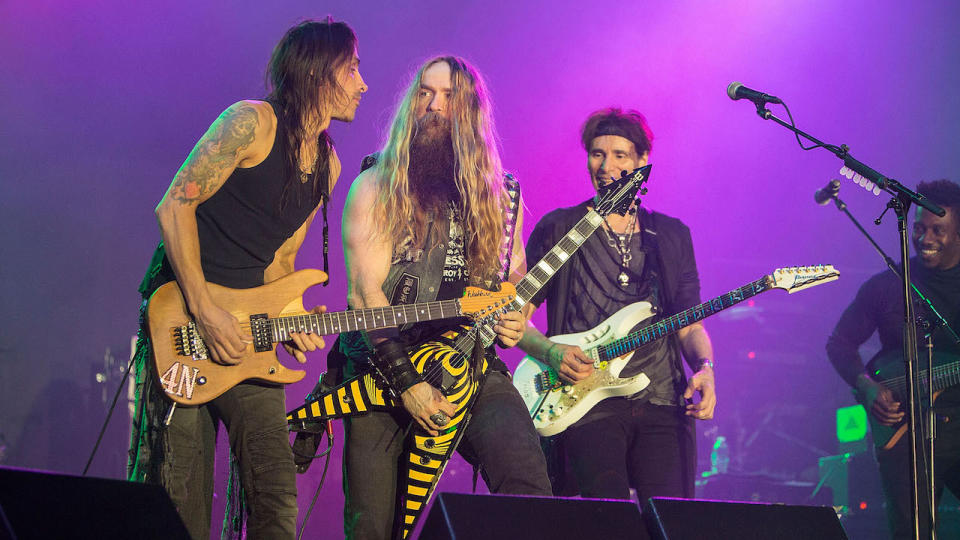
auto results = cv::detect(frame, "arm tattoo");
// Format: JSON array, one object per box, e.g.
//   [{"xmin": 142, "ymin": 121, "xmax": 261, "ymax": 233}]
[{"xmin": 169, "ymin": 103, "xmax": 260, "ymax": 204}]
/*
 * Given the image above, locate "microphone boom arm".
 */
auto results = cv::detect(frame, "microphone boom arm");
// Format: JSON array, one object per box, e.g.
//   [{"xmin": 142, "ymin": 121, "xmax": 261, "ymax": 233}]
[{"xmin": 756, "ymin": 107, "xmax": 945, "ymax": 217}]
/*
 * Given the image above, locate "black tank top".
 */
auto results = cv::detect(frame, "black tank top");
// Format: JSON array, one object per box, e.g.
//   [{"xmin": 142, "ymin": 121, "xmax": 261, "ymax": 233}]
[{"xmin": 192, "ymin": 102, "xmax": 321, "ymax": 289}]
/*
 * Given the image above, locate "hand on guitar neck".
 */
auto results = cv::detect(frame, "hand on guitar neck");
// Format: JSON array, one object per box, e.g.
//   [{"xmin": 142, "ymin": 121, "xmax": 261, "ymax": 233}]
[
  {"xmin": 492, "ymin": 310, "xmax": 527, "ymax": 348},
  {"xmin": 856, "ymin": 373, "xmax": 905, "ymax": 426},
  {"xmin": 280, "ymin": 305, "xmax": 328, "ymax": 363},
  {"xmin": 195, "ymin": 298, "xmax": 327, "ymax": 366}
]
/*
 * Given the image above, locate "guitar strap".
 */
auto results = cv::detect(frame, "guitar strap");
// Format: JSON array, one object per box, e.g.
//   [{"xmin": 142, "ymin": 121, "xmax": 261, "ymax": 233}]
[
  {"xmin": 639, "ymin": 208, "xmax": 689, "ymax": 387},
  {"xmin": 498, "ymin": 174, "xmax": 522, "ymax": 283}
]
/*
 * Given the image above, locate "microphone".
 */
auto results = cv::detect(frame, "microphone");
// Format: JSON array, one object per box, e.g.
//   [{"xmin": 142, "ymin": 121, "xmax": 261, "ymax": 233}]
[
  {"xmin": 726, "ymin": 82, "xmax": 783, "ymax": 105},
  {"xmin": 814, "ymin": 179, "xmax": 841, "ymax": 205}
]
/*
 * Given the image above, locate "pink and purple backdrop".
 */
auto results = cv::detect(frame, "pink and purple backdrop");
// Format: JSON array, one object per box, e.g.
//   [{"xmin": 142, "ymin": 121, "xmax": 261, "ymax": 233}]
[{"xmin": 2, "ymin": 0, "xmax": 959, "ymax": 536}]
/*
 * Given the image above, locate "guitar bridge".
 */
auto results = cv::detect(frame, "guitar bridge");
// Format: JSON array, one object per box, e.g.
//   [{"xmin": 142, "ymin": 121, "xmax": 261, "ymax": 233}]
[
  {"xmin": 534, "ymin": 370, "xmax": 562, "ymax": 393},
  {"xmin": 172, "ymin": 321, "xmax": 209, "ymax": 361}
]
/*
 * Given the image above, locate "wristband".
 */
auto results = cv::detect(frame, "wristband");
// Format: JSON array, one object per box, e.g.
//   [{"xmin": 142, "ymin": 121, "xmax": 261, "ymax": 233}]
[
  {"xmin": 698, "ymin": 359, "xmax": 714, "ymax": 371},
  {"xmin": 372, "ymin": 339, "xmax": 422, "ymax": 396}
]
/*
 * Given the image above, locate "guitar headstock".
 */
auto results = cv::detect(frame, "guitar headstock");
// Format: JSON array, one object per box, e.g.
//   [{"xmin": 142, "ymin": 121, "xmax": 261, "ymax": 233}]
[
  {"xmin": 769, "ymin": 265, "xmax": 840, "ymax": 293},
  {"xmin": 594, "ymin": 164, "xmax": 652, "ymax": 217},
  {"xmin": 460, "ymin": 282, "xmax": 517, "ymax": 320}
]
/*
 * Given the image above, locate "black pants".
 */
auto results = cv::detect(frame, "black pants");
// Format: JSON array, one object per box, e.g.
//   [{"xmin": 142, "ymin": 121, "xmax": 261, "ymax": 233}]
[
  {"xmin": 341, "ymin": 371, "xmax": 552, "ymax": 540},
  {"xmin": 876, "ymin": 406, "xmax": 960, "ymax": 540},
  {"xmin": 563, "ymin": 399, "xmax": 695, "ymax": 502},
  {"xmin": 130, "ymin": 366, "xmax": 298, "ymax": 540}
]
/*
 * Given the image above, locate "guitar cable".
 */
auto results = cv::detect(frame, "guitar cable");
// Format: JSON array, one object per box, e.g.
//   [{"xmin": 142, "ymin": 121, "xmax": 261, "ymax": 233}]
[
  {"xmin": 82, "ymin": 343, "xmax": 138, "ymax": 476},
  {"xmin": 295, "ymin": 424, "xmax": 335, "ymax": 540}
]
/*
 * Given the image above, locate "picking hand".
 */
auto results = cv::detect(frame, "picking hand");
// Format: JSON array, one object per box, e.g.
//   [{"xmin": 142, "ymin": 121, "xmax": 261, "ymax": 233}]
[
  {"xmin": 549, "ymin": 343, "xmax": 594, "ymax": 384},
  {"xmin": 401, "ymin": 381, "xmax": 457, "ymax": 436},
  {"xmin": 684, "ymin": 366, "xmax": 716, "ymax": 420},
  {"xmin": 195, "ymin": 301, "xmax": 252, "ymax": 365},
  {"xmin": 858, "ymin": 375, "xmax": 904, "ymax": 426}
]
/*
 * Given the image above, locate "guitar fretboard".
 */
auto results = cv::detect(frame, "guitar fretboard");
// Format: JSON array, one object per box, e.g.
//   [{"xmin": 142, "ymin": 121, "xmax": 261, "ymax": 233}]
[
  {"xmin": 598, "ymin": 275, "xmax": 773, "ymax": 362},
  {"xmin": 269, "ymin": 300, "xmax": 462, "ymax": 342},
  {"xmin": 883, "ymin": 360, "xmax": 960, "ymax": 395},
  {"xmin": 456, "ymin": 210, "xmax": 607, "ymax": 353}
]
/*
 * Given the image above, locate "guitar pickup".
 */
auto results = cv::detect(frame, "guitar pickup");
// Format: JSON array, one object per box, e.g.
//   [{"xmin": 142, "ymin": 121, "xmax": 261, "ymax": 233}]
[{"xmin": 249, "ymin": 314, "xmax": 272, "ymax": 352}]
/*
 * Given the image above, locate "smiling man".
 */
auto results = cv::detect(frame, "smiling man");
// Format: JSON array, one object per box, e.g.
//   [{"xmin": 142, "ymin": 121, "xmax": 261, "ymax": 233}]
[
  {"xmin": 826, "ymin": 179, "xmax": 960, "ymax": 539},
  {"xmin": 518, "ymin": 108, "xmax": 716, "ymax": 501}
]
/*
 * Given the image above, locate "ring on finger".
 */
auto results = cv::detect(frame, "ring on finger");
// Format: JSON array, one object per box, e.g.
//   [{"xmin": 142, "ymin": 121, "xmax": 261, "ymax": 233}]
[{"xmin": 429, "ymin": 412, "xmax": 449, "ymax": 426}]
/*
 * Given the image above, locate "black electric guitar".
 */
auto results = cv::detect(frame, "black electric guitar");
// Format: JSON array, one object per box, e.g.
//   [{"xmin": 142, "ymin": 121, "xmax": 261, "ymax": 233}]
[
  {"xmin": 287, "ymin": 165, "xmax": 651, "ymax": 539},
  {"xmin": 857, "ymin": 349, "xmax": 960, "ymax": 450}
]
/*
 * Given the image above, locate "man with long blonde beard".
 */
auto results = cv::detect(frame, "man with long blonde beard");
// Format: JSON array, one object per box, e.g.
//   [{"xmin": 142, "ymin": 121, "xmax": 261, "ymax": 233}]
[{"xmin": 332, "ymin": 56, "xmax": 552, "ymax": 540}]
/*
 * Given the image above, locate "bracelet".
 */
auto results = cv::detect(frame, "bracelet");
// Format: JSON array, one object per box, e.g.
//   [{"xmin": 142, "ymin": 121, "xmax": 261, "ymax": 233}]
[
  {"xmin": 698, "ymin": 359, "xmax": 714, "ymax": 371},
  {"xmin": 373, "ymin": 339, "xmax": 422, "ymax": 395}
]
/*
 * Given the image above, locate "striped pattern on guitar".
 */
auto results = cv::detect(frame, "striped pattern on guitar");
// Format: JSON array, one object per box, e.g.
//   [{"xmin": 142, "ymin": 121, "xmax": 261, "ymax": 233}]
[{"xmin": 286, "ymin": 326, "xmax": 488, "ymax": 539}]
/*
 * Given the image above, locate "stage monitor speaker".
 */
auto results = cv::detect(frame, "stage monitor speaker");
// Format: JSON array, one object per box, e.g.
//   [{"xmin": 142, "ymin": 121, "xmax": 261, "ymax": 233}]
[
  {"xmin": 416, "ymin": 492, "xmax": 648, "ymax": 540},
  {"xmin": 643, "ymin": 497, "xmax": 848, "ymax": 540},
  {"xmin": 0, "ymin": 466, "xmax": 189, "ymax": 540}
]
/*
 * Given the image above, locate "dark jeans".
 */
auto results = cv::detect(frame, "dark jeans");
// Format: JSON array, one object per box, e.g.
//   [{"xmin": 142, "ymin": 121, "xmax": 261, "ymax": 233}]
[
  {"xmin": 563, "ymin": 399, "xmax": 695, "ymax": 501},
  {"xmin": 876, "ymin": 407, "xmax": 960, "ymax": 540},
  {"xmin": 132, "ymin": 380, "xmax": 298, "ymax": 540},
  {"xmin": 341, "ymin": 370, "xmax": 552, "ymax": 540}
]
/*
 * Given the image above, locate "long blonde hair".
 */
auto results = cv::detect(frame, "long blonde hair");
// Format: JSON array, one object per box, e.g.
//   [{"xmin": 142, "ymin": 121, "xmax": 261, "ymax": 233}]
[{"xmin": 374, "ymin": 56, "xmax": 507, "ymax": 284}]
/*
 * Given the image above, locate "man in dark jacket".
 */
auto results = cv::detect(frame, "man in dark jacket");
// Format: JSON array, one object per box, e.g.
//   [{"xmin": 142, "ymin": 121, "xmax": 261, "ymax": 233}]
[{"xmin": 518, "ymin": 108, "xmax": 716, "ymax": 500}]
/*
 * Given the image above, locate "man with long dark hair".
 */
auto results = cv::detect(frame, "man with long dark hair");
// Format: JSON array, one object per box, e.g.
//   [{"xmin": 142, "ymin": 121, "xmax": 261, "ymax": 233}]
[
  {"xmin": 517, "ymin": 108, "xmax": 716, "ymax": 501},
  {"xmin": 827, "ymin": 179, "xmax": 960, "ymax": 539},
  {"xmin": 334, "ymin": 56, "xmax": 551, "ymax": 539},
  {"xmin": 128, "ymin": 19, "xmax": 366, "ymax": 538}
]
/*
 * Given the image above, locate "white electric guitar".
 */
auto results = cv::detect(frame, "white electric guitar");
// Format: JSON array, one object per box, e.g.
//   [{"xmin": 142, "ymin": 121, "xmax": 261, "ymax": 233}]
[{"xmin": 514, "ymin": 265, "xmax": 840, "ymax": 436}]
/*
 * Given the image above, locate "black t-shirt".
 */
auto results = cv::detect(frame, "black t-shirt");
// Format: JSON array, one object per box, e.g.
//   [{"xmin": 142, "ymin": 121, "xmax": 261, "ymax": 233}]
[
  {"xmin": 826, "ymin": 259, "xmax": 960, "ymax": 406},
  {"xmin": 148, "ymin": 102, "xmax": 322, "ymax": 291}
]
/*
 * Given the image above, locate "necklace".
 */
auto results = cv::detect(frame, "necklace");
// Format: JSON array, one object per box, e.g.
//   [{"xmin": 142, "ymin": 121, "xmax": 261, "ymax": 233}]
[
  {"xmin": 600, "ymin": 211, "xmax": 637, "ymax": 287},
  {"xmin": 300, "ymin": 137, "xmax": 324, "ymax": 184}
]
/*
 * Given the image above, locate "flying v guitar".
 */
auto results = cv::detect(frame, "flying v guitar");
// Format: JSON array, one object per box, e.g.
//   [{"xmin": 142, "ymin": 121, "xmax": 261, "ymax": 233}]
[{"xmin": 286, "ymin": 165, "xmax": 651, "ymax": 539}]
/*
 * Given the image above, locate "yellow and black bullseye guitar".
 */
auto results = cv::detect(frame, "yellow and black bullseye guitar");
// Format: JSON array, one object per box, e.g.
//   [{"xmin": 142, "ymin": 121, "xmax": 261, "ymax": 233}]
[
  {"xmin": 287, "ymin": 165, "xmax": 651, "ymax": 539},
  {"xmin": 147, "ymin": 268, "xmax": 514, "ymax": 405}
]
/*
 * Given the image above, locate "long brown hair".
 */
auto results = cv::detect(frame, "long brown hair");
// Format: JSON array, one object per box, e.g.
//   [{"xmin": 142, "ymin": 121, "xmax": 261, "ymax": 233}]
[
  {"xmin": 266, "ymin": 18, "xmax": 357, "ymax": 207},
  {"xmin": 375, "ymin": 56, "xmax": 508, "ymax": 284}
]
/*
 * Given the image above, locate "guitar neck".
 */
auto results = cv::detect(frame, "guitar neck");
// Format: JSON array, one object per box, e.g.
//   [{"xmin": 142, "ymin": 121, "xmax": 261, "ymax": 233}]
[
  {"xmin": 883, "ymin": 360, "xmax": 960, "ymax": 395},
  {"xmin": 269, "ymin": 299, "xmax": 462, "ymax": 342},
  {"xmin": 463, "ymin": 210, "xmax": 607, "ymax": 351},
  {"xmin": 597, "ymin": 274, "xmax": 773, "ymax": 362}
]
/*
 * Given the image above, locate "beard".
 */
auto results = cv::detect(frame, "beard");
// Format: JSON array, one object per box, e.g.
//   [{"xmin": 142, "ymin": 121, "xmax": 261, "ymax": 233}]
[{"xmin": 408, "ymin": 112, "xmax": 459, "ymax": 211}]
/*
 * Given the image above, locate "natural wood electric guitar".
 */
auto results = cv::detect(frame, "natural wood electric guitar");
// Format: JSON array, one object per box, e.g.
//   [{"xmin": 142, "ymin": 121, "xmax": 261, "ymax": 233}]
[
  {"xmin": 514, "ymin": 265, "xmax": 840, "ymax": 436},
  {"xmin": 147, "ymin": 268, "xmax": 514, "ymax": 405}
]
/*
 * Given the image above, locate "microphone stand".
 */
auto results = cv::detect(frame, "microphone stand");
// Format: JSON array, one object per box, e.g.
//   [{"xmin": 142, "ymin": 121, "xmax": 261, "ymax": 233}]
[
  {"xmin": 752, "ymin": 101, "xmax": 947, "ymax": 540},
  {"xmin": 827, "ymin": 192, "xmax": 960, "ymax": 538}
]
